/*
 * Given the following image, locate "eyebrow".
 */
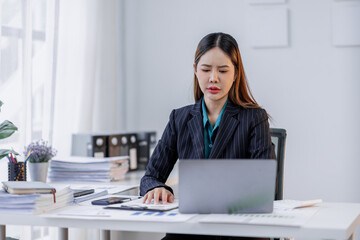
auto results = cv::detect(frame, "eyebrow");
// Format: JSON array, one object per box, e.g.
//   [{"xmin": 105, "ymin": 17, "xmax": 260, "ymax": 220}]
[{"xmin": 200, "ymin": 64, "xmax": 230, "ymax": 68}]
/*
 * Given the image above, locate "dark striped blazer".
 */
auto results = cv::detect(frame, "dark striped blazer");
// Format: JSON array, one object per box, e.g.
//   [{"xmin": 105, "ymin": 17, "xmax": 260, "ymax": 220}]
[{"xmin": 140, "ymin": 99, "xmax": 275, "ymax": 196}]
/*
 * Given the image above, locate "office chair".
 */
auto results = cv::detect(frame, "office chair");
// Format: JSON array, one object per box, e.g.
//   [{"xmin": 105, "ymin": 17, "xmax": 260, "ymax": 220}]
[
  {"xmin": 270, "ymin": 128, "xmax": 287, "ymax": 201},
  {"xmin": 270, "ymin": 128, "xmax": 290, "ymax": 240}
]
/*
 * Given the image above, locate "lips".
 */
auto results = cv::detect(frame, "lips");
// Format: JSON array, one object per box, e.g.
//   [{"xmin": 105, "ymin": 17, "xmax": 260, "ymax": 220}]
[{"xmin": 207, "ymin": 86, "xmax": 220, "ymax": 94}]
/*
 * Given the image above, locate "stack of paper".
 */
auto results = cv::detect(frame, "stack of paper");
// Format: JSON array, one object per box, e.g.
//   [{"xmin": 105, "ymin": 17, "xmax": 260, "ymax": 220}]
[
  {"xmin": 45, "ymin": 206, "xmax": 195, "ymax": 223},
  {"xmin": 0, "ymin": 186, "xmax": 73, "ymax": 214},
  {"xmin": 48, "ymin": 156, "xmax": 129, "ymax": 182},
  {"xmin": 199, "ymin": 199, "xmax": 322, "ymax": 227},
  {"xmin": 199, "ymin": 207, "xmax": 319, "ymax": 227}
]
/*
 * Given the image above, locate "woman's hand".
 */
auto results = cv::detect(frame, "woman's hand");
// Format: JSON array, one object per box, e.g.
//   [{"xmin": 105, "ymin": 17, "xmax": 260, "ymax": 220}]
[{"xmin": 143, "ymin": 187, "xmax": 174, "ymax": 204}]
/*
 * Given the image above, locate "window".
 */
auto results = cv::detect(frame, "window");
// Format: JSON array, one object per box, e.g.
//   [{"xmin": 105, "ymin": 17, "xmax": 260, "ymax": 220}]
[
  {"xmin": 1, "ymin": 2, "xmax": 58, "ymax": 238},
  {"xmin": 1, "ymin": 0, "xmax": 58, "ymax": 169}
]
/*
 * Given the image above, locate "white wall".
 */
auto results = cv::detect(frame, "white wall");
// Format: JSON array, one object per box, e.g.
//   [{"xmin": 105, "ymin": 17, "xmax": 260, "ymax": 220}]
[{"xmin": 123, "ymin": 0, "xmax": 360, "ymax": 202}]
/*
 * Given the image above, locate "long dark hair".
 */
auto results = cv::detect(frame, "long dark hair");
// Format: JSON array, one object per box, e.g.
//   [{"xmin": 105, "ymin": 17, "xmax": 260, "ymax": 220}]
[{"xmin": 194, "ymin": 32, "xmax": 260, "ymax": 109}]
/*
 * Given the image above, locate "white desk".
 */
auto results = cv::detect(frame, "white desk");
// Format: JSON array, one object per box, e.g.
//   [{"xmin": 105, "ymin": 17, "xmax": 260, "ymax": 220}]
[
  {"xmin": 1, "ymin": 202, "xmax": 360, "ymax": 240},
  {"xmin": 0, "ymin": 170, "xmax": 145, "ymax": 240}
]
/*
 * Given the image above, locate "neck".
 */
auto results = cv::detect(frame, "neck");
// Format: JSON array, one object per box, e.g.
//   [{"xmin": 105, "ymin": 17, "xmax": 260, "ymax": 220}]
[{"xmin": 204, "ymin": 96, "xmax": 228, "ymax": 125}]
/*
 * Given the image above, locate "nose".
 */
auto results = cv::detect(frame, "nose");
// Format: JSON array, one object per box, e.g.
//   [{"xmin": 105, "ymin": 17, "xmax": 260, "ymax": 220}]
[{"xmin": 209, "ymin": 70, "xmax": 219, "ymax": 83}]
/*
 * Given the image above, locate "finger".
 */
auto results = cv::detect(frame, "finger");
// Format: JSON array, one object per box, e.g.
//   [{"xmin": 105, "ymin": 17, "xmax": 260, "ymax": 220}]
[
  {"xmin": 168, "ymin": 193, "xmax": 174, "ymax": 203},
  {"xmin": 147, "ymin": 190, "xmax": 154, "ymax": 204},
  {"xmin": 142, "ymin": 193, "xmax": 148, "ymax": 203},
  {"xmin": 143, "ymin": 193, "xmax": 150, "ymax": 204},
  {"xmin": 162, "ymin": 189, "xmax": 167, "ymax": 204},
  {"xmin": 154, "ymin": 189, "xmax": 160, "ymax": 205}
]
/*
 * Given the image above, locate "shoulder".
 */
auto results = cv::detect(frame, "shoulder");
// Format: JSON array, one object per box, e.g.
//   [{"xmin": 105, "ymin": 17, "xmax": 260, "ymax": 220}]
[
  {"xmin": 227, "ymin": 101, "xmax": 269, "ymax": 124},
  {"xmin": 169, "ymin": 101, "xmax": 201, "ymax": 121},
  {"xmin": 243, "ymin": 108, "xmax": 268, "ymax": 121},
  {"xmin": 173, "ymin": 103, "xmax": 195, "ymax": 116}
]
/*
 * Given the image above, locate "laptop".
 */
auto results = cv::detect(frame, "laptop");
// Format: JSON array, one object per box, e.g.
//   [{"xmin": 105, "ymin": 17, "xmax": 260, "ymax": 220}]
[{"xmin": 178, "ymin": 159, "xmax": 277, "ymax": 214}]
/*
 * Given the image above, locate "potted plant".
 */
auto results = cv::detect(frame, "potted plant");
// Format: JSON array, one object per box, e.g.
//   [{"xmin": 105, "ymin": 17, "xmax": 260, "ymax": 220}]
[
  {"xmin": 24, "ymin": 140, "xmax": 57, "ymax": 182},
  {"xmin": 0, "ymin": 100, "xmax": 18, "ymax": 160}
]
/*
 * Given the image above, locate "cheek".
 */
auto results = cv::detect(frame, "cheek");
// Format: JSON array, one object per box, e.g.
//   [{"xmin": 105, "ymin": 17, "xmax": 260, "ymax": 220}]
[
  {"xmin": 196, "ymin": 73, "xmax": 207, "ymax": 85},
  {"xmin": 224, "ymin": 75, "xmax": 235, "ymax": 90},
  {"xmin": 196, "ymin": 71, "xmax": 206, "ymax": 79}
]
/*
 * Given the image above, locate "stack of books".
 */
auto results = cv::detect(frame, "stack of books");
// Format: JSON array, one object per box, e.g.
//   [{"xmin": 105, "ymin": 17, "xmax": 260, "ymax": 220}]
[
  {"xmin": 0, "ymin": 181, "xmax": 73, "ymax": 214},
  {"xmin": 48, "ymin": 156, "xmax": 129, "ymax": 182}
]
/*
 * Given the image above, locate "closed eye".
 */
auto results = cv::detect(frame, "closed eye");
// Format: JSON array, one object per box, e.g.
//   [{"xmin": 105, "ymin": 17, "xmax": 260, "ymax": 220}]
[{"xmin": 201, "ymin": 69, "xmax": 210, "ymax": 72}]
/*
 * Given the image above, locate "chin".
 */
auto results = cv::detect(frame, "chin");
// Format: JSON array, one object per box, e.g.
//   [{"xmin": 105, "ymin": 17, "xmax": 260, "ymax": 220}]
[{"xmin": 205, "ymin": 94, "xmax": 226, "ymax": 102}]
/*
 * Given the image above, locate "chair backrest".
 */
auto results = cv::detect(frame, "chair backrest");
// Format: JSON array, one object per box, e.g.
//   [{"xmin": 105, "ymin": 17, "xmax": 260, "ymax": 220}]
[{"xmin": 270, "ymin": 128, "xmax": 287, "ymax": 200}]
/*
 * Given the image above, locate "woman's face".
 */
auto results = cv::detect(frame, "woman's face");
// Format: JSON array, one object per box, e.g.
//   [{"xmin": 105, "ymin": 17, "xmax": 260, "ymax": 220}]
[{"xmin": 194, "ymin": 47, "xmax": 235, "ymax": 105}]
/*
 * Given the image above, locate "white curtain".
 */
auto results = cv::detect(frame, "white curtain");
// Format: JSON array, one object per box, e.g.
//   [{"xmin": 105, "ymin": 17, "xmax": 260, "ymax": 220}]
[
  {"xmin": 1, "ymin": 0, "xmax": 123, "ymax": 168},
  {"xmin": 1, "ymin": 0, "xmax": 123, "ymax": 239},
  {"xmin": 52, "ymin": 1, "xmax": 122, "ymax": 238},
  {"xmin": 52, "ymin": 0, "xmax": 123, "ymax": 157}
]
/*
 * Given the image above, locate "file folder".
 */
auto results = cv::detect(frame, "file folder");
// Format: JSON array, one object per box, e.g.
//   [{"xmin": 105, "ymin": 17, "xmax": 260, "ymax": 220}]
[
  {"xmin": 71, "ymin": 133, "xmax": 108, "ymax": 158},
  {"xmin": 116, "ymin": 133, "xmax": 138, "ymax": 171},
  {"xmin": 119, "ymin": 134, "xmax": 129, "ymax": 157},
  {"xmin": 71, "ymin": 131, "xmax": 153, "ymax": 171},
  {"xmin": 136, "ymin": 131, "xmax": 157, "ymax": 170},
  {"xmin": 108, "ymin": 134, "xmax": 121, "ymax": 157},
  {"xmin": 93, "ymin": 135, "xmax": 107, "ymax": 158},
  {"xmin": 128, "ymin": 133, "xmax": 138, "ymax": 171}
]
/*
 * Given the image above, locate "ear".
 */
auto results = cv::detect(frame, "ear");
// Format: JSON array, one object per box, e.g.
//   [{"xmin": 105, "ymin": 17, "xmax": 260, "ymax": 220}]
[{"xmin": 193, "ymin": 63, "xmax": 198, "ymax": 79}]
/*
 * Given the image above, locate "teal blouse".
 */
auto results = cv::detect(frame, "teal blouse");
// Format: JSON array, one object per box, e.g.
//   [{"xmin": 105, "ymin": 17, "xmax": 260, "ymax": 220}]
[{"xmin": 202, "ymin": 97, "xmax": 228, "ymax": 158}]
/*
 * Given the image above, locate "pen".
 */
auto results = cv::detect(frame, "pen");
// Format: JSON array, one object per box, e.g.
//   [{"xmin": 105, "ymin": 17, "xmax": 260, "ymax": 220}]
[
  {"xmin": 25, "ymin": 153, "xmax": 32, "ymax": 163},
  {"xmin": 9, "ymin": 154, "xmax": 15, "ymax": 163},
  {"xmin": 25, "ymin": 150, "xmax": 31, "ymax": 159}
]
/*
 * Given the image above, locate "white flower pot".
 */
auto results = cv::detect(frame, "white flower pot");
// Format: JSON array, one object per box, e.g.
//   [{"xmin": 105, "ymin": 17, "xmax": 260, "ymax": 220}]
[{"xmin": 28, "ymin": 162, "xmax": 49, "ymax": 182}]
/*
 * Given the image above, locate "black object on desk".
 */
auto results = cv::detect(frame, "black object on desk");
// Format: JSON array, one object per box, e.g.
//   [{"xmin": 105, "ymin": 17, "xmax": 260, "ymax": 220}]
[
  {"xmin": 91, "ymin": 197, "xmax": 131, "ymax": 205},
  {"xmin": 8, "ymin": 162, "xmax": 27, "ymax": 181},
  {"xmin": 136, "ymin": 131, "xmax": 157, "ymax": 170},
  {"xmin": 72, "ymin": 189, "xmax": 95, "ymax": 198}
]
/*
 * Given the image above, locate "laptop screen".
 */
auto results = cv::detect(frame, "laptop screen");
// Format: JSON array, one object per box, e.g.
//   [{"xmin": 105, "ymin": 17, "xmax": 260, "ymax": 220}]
[{"xmin": 178, "ymin": 159, "xmax": 277, "ymax": 214}]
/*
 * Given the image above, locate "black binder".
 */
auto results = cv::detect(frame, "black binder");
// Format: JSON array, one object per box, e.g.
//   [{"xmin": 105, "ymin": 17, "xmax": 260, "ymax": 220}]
[
  {"xmin": 92, "ymin": 135, "xmax": 107, "ymax": 158},
  {"xmin": 71, "ymin": 133, "xmax": 107, "ymax": 158},
  {"xmin": 108, "ymin": 134, "xmax": 121, "ymax": 157},
  {"xmin": 136, "ymin": 131, "xmax": 157, "ymax": 170}
]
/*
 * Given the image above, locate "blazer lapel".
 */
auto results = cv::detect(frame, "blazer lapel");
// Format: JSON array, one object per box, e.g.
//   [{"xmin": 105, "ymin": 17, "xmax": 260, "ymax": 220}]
[
  {"xmin": 209, "ymin": 101, "xmax": 239, "ymax": 159},
  {"xmin": 187, "ymin": 100, "xmax": 204, "ymax": 159}
]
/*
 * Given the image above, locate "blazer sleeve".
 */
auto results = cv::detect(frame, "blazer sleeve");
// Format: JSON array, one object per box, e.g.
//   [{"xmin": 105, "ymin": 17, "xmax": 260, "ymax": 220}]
[
  {"xmin": 248, "ymin": 109, "xmax": 276, "ymax": 159},
  {"xmin": 140, "ymin": 110, "xmax": 179, "ymax": 196}
]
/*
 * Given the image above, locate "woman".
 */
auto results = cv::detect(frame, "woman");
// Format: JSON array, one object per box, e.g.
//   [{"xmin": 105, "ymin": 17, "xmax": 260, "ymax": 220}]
[{"xmin": 140, "ymin": 32, "xmax": 275, "ymax": 240}]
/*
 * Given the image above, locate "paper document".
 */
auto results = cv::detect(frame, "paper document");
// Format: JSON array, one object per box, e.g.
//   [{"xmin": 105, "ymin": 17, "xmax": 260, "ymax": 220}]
[
  {"xmin": 49, "ymin": 156, "xmax": 129, "ymax": 182},
  {"xmin": 199, "ymin": 207, "xmax": 319, "ymax": 227},
  {"xmin": 0, "ymin": 186, "xmax": 73, "ymax": 215},
  {"xmin": 44, "ymin": 205, "xmax": 194, "ymax": 222},
  {"xmin": 106, "ymin": 198, "xmax": 179, "ymax": 212},
  {"xmin": 120, "ymin": 209, "xmax": 194, "ymax": 222},
  {"xmin": 274, "ymin": 199, "xmax": 322, "ymax": 210},
  {"xmin": 50, "ymin": 183, "xmax": 138, "ymax": 195}
]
